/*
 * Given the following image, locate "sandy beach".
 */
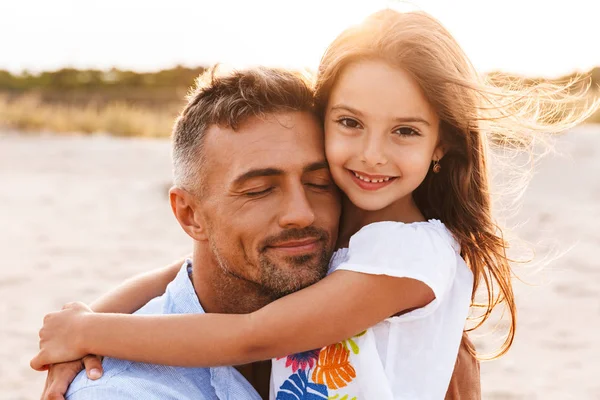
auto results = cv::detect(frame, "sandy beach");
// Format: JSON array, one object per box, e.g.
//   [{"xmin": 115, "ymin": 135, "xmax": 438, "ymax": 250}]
[{"xmin": 1, "ymin": 126, "xmax": 599, "ymax": 399}]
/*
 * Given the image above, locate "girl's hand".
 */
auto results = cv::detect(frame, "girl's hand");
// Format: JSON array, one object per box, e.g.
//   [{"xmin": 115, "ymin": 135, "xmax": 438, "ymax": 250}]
[{"xmin": 30, "ymin": 302, "xmax": 93, "ymax": 371}]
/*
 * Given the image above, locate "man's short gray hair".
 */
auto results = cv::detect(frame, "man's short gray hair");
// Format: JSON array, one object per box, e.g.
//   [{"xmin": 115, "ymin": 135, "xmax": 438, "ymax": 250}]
[{"xmin": 172, "ymin": 66, "xmax": 316, "ymax": 194}]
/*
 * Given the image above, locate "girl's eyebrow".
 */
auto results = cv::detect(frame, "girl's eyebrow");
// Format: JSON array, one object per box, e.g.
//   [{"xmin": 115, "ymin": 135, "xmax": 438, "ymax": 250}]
[
  {"xmin": 330, "ymin": 103, "xmax": 430, "ymax": 126},
  {"xmin": 329, "ymin": 104, "xmax": 364, "ymax": 117},
  {"xmin": 393, "ymin": 117, "xmax": 430, "ymax": 126}
]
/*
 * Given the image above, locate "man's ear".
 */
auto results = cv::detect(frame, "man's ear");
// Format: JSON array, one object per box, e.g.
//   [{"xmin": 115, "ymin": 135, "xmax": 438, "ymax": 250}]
[{"xmin": 169, "ymin": 186, "xmax": 208, "ymax": 241}]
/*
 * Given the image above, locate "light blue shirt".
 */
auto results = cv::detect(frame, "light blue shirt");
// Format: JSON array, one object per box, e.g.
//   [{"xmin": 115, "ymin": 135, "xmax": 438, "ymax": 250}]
[{"xmin": 66, "ymin": 261, "xmax": 262, "ymax": 400}]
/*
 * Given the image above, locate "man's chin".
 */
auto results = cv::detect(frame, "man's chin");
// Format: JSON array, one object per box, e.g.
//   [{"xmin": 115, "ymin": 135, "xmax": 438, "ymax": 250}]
[{"xmin": 259, "ymin": 255, "xmax": 328, "ymax": 298}]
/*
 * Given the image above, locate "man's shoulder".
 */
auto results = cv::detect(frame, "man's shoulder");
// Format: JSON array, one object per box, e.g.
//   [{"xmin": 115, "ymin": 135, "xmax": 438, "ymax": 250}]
[
  {"xmin": 66, "ymin": 358, "xmax": 134, "ymax": 399},
  {"xmin": 66, "ymin": 357, "xmax": 214, "ymax": 400},
  {"xmin": 65, "ymin": 262, "xmax": 210, "ymax": 399}
]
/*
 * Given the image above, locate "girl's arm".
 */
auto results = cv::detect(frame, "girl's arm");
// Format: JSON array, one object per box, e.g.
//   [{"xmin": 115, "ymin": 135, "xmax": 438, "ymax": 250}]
[
  {"xmin": 30, "ymin": 259, "xmax": 190, "ymax": 392},
  {"xmin": 90, "ymin": 257, "xmax": 187, "ymax": 314},
  {"xmin": 33, "ymin": 270, "xmax": 433, "ymax": 368}
]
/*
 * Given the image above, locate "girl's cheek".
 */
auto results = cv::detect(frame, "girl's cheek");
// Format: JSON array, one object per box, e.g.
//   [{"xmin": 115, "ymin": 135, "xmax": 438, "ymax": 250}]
[
  {"xmin": 325, "ymin": 134, "xmax": 347, "ymax": 164},
  {"xmin": 326, "ymin": 142, "xmax": 352, "ymax": 169}
]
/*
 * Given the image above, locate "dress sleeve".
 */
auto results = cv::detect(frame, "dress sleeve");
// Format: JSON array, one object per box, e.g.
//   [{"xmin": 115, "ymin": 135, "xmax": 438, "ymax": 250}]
[{"xmin": 332, "ymin": 220, "xmax": 458, "ymax": 309}]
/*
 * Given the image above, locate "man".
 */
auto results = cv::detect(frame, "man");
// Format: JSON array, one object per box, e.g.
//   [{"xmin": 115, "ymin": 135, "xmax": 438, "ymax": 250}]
[{"xmin": 41, "ymin": 67, "xmax": 480, "ymax": 399}]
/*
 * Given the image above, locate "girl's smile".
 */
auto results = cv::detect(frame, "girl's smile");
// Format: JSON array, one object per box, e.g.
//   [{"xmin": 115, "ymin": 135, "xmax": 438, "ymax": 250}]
[{"xmin": 347, "ymin": 169, "xmax": 399, "ymax": 191}]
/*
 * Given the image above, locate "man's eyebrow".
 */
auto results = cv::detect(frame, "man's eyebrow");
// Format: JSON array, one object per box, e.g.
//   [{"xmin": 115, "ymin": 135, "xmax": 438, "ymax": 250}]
[
  {"xmin": 232, "ymin": 162, "xmax": 329, "ymax": 186},
  {"xmin": 330, "ymin": 104, "xmax": 431, "ymax": 126},
  {"xmin": 303, "ymin": 161, "xmax": 329, "ymax": 173},
  {"xmin": 232, "ymin": 168, "xmax": 283, "ymax": 186}
]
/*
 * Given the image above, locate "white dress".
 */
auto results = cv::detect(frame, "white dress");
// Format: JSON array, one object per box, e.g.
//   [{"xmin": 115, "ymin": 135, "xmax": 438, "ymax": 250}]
[{"xmin": 270, "ymin": 220, "xmax": 474, "ymax": 400}]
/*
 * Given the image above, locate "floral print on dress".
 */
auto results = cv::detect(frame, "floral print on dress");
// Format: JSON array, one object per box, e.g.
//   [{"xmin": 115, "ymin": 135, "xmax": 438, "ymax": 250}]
[
  {"xmin": 276, "ymin": 331, "xmax": 367, "ymax": 399},
  {"xmin": 340, "ymin": 330, "xmax": 366, "ymax": 355},
  {"xmin": 278, "ymin": 349, "xmax": 320, "ymax": 373},
  {"xmin": 311, "ymin": 343, "xmax": 356, "ymax": 390},
  {"xmin": 275, "ymin": 369, "xmax": 328, "ymax": 400}
]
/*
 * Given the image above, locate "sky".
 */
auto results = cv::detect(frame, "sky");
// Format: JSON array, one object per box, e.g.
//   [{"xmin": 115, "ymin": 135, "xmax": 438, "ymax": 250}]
[{"xmin": 1, "ymin": 0, "xmax": 599, "ymax": 78}]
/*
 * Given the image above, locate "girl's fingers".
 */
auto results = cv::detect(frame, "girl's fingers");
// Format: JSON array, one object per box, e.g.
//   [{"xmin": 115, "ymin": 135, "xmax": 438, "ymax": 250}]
[{"xmin": 30, "ymin": 353, "xmax": 47, "ymax": 372}]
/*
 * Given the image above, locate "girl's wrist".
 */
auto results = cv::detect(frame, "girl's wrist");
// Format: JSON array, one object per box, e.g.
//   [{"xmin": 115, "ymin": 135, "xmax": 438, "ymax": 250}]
[{"xmin": 75, "ymin": 311, "xmax": 96, "ymax": 355}]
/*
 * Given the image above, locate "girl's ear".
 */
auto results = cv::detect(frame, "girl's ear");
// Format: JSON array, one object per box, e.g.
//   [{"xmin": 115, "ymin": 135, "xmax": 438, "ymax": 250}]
[
  {"xmin": 433, "ymin": 143, "xmax": 446, "ymax": 162},
  {"xmin": 169, "ymin": 187, "xmax": 209, "ymax": 241}
]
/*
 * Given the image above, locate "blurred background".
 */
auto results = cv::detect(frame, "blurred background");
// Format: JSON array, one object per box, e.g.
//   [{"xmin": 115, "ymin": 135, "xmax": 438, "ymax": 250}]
[{"xmin": 1, "ymin": 1, "xmax": 599, "ymax": 399}]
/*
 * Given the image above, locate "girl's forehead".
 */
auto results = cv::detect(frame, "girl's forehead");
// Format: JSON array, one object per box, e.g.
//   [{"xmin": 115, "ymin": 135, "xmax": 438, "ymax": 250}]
[{"xmin": 328, "ymin": 60, "xmax": 437, "ymax": 122}]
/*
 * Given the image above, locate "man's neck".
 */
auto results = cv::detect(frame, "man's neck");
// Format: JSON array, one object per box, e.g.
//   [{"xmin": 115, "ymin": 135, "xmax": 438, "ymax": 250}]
[
  {"xmin": 189, "ymin": 243, "xmax": 273, "ymax": 314},
  {"xmin": 187, "ymin": 244, "xmax": 272, "ymax": 398},
  {"xmin": 235, "ymin": 361, "xmax": 272, "ymax": 400}
]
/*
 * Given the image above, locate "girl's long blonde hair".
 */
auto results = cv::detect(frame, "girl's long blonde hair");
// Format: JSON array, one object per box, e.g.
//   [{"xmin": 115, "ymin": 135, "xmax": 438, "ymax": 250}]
[{"xmin": 314, "ymin": 9, "xmax": 598, "ymax": 359}]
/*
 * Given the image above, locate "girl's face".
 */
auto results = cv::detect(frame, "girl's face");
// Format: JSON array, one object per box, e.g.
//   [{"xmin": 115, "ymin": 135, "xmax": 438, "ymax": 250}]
[{"xmin": 324, "ymin": 59, "xmax": 443, "ymax": 212}]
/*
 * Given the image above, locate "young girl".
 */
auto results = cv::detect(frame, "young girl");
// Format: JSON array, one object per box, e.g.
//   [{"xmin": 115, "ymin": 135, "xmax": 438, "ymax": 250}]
[{"xmin": 31, "ymin": 9, "xmax": 596, "ymax": 399}]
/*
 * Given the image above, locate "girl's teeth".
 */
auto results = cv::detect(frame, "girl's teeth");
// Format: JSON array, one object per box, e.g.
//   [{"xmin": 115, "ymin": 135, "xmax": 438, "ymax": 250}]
[{"xmin": 352, "ymin": 171, "xmax": 392, "ymax": 183}]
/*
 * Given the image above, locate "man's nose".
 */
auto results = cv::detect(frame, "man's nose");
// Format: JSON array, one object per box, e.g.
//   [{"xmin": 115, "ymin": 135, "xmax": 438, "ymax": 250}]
[
  {"xmin": 278, "ymin": 185, "xmax": 316, "ymax": 229},
  {"xmin": 361, "ymin": 133, "xmax": 388, "ymax": 168}
]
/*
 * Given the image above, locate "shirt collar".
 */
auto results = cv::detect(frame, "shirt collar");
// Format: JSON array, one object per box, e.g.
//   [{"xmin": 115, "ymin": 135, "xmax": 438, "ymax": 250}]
[
  {"xmin": 163, "ymin": 259, "xmax": 262, "ymax": 400},
  {"xmin": 163, "ymin": 259, "xmax": 205, "ymax": 315}
]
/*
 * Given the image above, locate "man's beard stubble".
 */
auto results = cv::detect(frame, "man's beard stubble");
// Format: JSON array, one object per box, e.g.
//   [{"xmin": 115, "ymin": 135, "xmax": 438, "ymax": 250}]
[
  {"xmin": 257, "ymin": 246, "xmax": 331, "ymax": 299},
  {"xmin": 209, "ymin": 226, "xmax": 332, "ymax": 302}
]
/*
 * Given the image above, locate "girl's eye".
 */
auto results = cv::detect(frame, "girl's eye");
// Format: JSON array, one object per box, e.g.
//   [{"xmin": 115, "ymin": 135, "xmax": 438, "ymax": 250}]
[
  {"xmin": 337, "ymin": 118, "xmax": 361, "ymax": 129},
  {"xmin": 393, "ymin": 127, "xmax": 420, "ymax": 137}
]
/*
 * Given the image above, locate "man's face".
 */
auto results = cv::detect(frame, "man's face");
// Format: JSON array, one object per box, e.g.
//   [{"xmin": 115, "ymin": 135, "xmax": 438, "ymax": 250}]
[{"xmin": 197, "ymin": 111, "xmax": 340, "ymax": 299}]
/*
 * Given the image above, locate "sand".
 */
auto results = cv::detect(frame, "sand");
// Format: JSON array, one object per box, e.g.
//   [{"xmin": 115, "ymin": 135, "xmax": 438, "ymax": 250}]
[{"xmin": 1, "ymin": 126, "xmax": 599, "ymax": 399}]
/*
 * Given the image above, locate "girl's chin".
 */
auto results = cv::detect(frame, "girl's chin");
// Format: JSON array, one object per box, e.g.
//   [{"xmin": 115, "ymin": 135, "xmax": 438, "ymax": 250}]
[{"xmin": 345, "ymin": 193, "xmax": 396, "ymax": 212}]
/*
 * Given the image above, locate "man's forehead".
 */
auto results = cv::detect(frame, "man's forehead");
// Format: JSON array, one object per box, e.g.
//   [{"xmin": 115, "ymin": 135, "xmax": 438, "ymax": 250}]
[
  {"xmin": 204, "ymin": 112, "xmax": 325, "ymax": 178},
  {"xmin": 209, "ymin": 111, "xmax": 320, "ymax": 141}
]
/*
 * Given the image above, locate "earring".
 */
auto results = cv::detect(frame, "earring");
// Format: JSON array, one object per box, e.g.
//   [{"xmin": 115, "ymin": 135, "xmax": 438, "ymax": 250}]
[{"xmin": 432, "ymin": 159, "xmax": 441, "ymax": 173}]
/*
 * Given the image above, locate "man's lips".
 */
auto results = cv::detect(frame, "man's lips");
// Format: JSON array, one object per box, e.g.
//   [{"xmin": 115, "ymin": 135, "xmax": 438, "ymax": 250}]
[{"xmin": 266, "ymin": 238, "xmax": 321, "ymax": 255}]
